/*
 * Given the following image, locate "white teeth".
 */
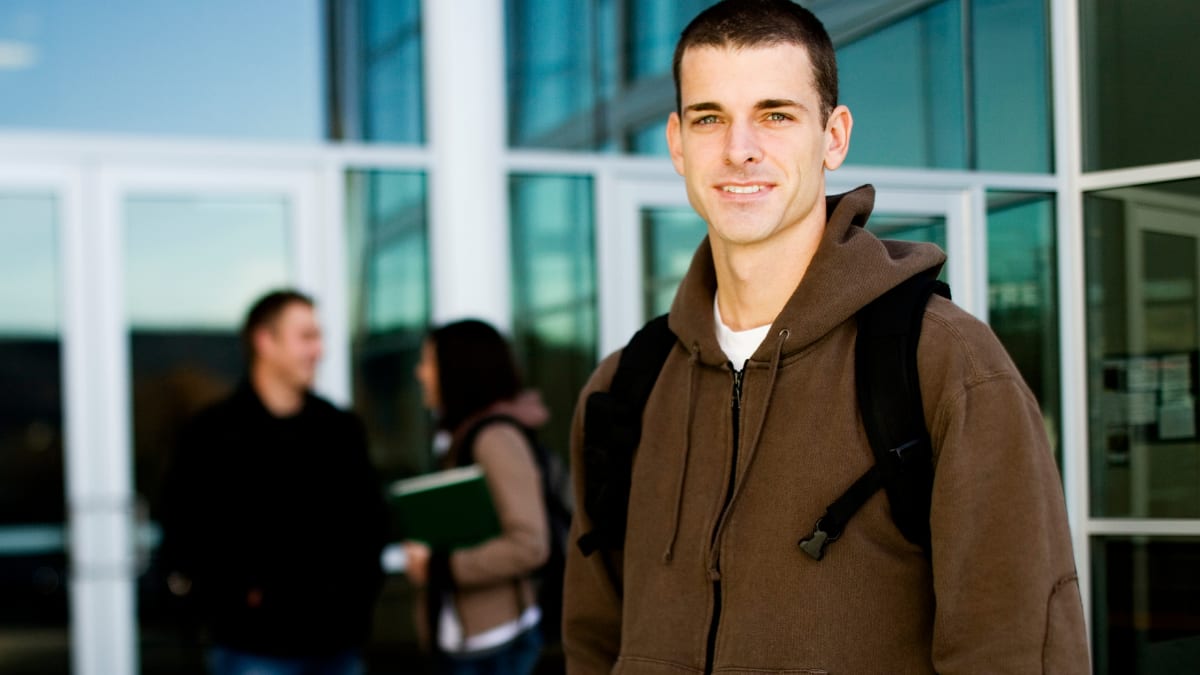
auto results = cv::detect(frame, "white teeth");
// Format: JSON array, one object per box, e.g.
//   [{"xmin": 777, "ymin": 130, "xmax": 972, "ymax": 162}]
[{"xmin": 723, "ymin": 185, "xmax": 763, "ymax": 194}]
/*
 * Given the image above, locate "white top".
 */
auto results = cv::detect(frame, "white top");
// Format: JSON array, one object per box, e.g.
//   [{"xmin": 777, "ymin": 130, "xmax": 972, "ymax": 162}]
[
  {"xmin": 438, "ymin": 599, "xmax": 541, "ymax": 653},
  {"xmin": 714, "ymin": 294, "xmax": 771, "ymax": 371}
]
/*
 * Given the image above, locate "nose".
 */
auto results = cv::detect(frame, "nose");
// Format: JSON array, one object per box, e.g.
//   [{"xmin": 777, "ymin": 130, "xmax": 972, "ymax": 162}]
[{"xmin": 724, "ymin": 119, "xmax": 763, "ymax": 166}]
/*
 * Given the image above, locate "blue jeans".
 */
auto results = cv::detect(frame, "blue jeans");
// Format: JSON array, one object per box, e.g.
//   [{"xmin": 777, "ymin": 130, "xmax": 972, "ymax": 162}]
[
  {"xmin": 437, "ymin": 628, "xmax": 543, "ymax": 675},
  {"xmin": 208, "ymin": 645, "xmax": 364, "ymax": 675}
]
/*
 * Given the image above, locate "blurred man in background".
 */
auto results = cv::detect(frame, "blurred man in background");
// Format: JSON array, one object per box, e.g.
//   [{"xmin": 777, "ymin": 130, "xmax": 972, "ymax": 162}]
[{"xmin": 160, "ymin": 289, "xmax": 388, "ymax": 675}]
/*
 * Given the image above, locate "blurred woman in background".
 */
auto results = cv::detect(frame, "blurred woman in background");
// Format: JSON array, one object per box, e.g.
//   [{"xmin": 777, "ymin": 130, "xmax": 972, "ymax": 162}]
[{"xmin": 403, "ymin": 319, "xmax": 549, "ymax": 675}]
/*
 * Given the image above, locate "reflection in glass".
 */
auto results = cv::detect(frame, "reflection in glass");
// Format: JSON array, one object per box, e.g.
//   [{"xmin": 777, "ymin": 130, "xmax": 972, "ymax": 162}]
[
  {"xmin": 346, "ymin": 170, "xmax": 430, "ymax": 480},
  {"xmin": 506, "ymin": 0, "xmax": 604, "ymax": 148},
  {"xmin": 868, "ymin": 213, "xmax": 947, "ymax": 250},
  {"xmin": 505, "ymin": 0, "xmax": 703, "ymax": 152},
  {"xmin": 510, "ymin": 174, "xmax": 597, "ymax": 454},
  {"xmin": 0, "ymin": 0, "xmax": 323, "ymax": 140},
  {"xmin": 1086, "ymin": 178, "xmax": 1200, "ymax": 518},
  {"xmin": 1081, "ymin": 0, "xmax": 1200, "ymax": 171},
  {"xmin": 0, "ymin": 193, "xmax": 68, "ymax": 672},
  {"xmin": 838, "ymin": 0, "xmax": 966, "ymax": 169},
  {"xmin": 1092, "ymin": 536, "xmax": 1200, "ymax": 674},
  {"xmin": 330, "ymin": 0, "xmax": 423, "ymax": 143},
  {"xmin": 833, "ymin": 0, "xmax": 1051, "ymax": 172},
  {"xmin": 642, "ymin": 207, "xmax": 706, "ymax": 319},
  {"xmin": 627, "ymin": 0, "xmax": 712, "ymax": 82},
  {"xmin": 125, "ymin": 194, "xmax": 290, "ymax": 668},
  {"xmin": 972, "ymin": 0, "xmax": 1051, "ymax": 173},
  {"xmin": 987, "ymin": 192, "xmax": 1060, "ymax": 459}
]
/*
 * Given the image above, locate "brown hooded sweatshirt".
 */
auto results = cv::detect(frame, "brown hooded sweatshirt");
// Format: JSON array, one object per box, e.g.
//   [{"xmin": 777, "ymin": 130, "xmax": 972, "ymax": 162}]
[{"xmin": 562, "ymin": 186, "xmax": 1089, "ymax": 674}]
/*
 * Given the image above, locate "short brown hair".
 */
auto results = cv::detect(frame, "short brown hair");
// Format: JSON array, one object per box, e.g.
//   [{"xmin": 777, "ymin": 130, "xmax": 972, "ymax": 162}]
[
  {"xmin": 672, "ymin": 0, "xmax": 839, "ymax": 124},
  {"xmin": 240, "ymin": 289, "xmax": 314, "ymax": 365}
]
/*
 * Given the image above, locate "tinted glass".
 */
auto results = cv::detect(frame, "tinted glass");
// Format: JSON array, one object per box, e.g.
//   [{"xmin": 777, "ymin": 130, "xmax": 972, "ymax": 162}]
[
  {"xmin": 331, "ymin": 0, "xmax": 423, "ymax": 143},
  {"xmin": 0, "ymin": 0, "xmax": 323, "ymax": 140},
  {"xmin": 868, "ymin": 213, "xmax": 947, "ymax": 250},
  {"xmin": 838, "ymin": 0, "xmax": 966, "ymax": 169},
  {"xmin": 988, "ymin": 192, "xmax": 1060, "ymax": 458},
  {"xmin": 346, "ymin": 170, "xmax": 431, "ymax": 480},
  {"xmin": 506, "ymin": 0, "xmax": 604, "ymax": 148},
  {"xmin": 124, "ymin": 194, "xmax": 290, "ymax": 668},
  {"xmin": 642, "ymin": 207, "xmax": 707, "ymax": 319},
  {"xmin": 972, "ymin": 0, "xmax": 1052, "ymax": 172},
  {"xmin": 510, "ymin": 174, "xmax": 597, "ymax": 454},
  {"xmin": 627, "ymin": 0, "xmax": 712, "ymax": 81},
  {"xmin": 0, "ymin": 193, "xmax": 68, "ymax": 672},
  {"xmin": 1086, "ymin": 178, "xmax": 1200, "ymax": 517},
  {"xmin": 505, "ymin": 0, "xmax": 704, "ymax": 152},
  {"xmin": 1081, "ymin": 0, "xmax": 1200, "ymax": 171},
  {"xmin": 1092, "ymin": 536, "xmax": 1200, "ymax": 673}
]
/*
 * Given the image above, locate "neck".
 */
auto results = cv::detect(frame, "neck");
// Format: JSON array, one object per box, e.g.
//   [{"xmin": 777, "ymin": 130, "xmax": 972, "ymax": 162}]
[
  {"xmin": 250, "ymin": 367, "xmax": 305, "ymax": 417},
  {"xmin": 711, "ymin": 217, "xmax": 824, "ymax": 331}
]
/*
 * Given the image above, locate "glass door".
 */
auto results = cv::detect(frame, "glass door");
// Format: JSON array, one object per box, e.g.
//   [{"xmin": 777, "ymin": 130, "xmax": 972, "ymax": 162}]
[
  {"xmin": 0, "ymin": 168, "xmax": 74, "ymax": 674},
  {"xmin": 92, "ymin": 166, "xmax": 336, "ymax": 673}
]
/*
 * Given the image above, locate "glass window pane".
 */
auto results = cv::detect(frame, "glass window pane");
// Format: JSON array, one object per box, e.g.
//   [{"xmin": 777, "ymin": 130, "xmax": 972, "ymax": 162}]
[
  {"xmin": 351, "ymin": 0, "xmax": 423, "ymax": 143},
  {"xmin": 642, "ymin": 207, "xmax": 706, "ymax": 319},
  {"xmin": 346, "ymin": 170, "xmax": 430, "ymax": 479},
  {"xmin": 344, "ymin": 170, "xmax": 431, "ymax": 663},
  {"xmin": 1081, "ymin": 0, "xmax": 1200, "ymax": 171},
  {"xmin": 868, "ymin": 213, "xmax": 947, "ymax": 250},
  {"xmin": 125, "ymin": 194, "xmax": 290, "ymax": 668},
  {"xmin": 1086, "ymin": 178, "xmax": 1200, "ymax": 518},
  {"xmin": 510, "ymin": 174, "xmax": 597, "ymax": 454},
  {"xmin": 0, "ymin": 0, "xmax": 323, "ymax": 141},
  {"xmin": 1092, "ymin": 536, "xmax": 1200, "ymax": 674},
  {"xmin": 837, "ymin": 0, "xmax": 966, "ymax": 169},
  {"xmin": 972, "ymin": 0, "xmax": 1052, "ymax": 173},
  {"xmin": 0, "ymin": 193, "xmax": 69, "ymax": 671},
  {"xmin": 987, "ymin": 192, "xmax": 1060, "ymax": 459},
  {"xmin": 626, "ymin": 0, "xmax": 711, "ymax": 82},
  {"xmin": 506, "ymin": 0, "xmax": 604, "ymax": 148}
]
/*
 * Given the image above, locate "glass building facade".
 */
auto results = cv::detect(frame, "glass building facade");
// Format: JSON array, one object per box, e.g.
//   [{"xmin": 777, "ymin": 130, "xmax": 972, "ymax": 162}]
[{"xmin": 0, "ymin": 0, "xmax": 1198, "ymax": 672}]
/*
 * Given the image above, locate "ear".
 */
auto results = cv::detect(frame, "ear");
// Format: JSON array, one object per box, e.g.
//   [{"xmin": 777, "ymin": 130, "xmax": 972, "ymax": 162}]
[
  {"xmin": 667, "ymin": 111, "xmax": 686, "ymax": 177},
  {"xmin": 822, "ymin": 104, "xmax": 853, "ymax": 171},
  {"xmin": 253, "ymin": 325, "xmax": 275, "ymax": 360}
]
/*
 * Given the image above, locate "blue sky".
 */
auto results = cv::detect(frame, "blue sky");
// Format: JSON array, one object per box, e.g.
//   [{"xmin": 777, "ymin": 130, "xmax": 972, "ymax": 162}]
[{"xmin": 0, "ymin": 0, "xmax": 323, "ymax": 140}]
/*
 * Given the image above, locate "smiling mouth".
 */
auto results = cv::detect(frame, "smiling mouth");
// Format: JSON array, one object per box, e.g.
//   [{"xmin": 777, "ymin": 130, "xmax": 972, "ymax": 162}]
[{"xmin": 722, "ymin": 184, "xmax": 767, "ymax": 194}]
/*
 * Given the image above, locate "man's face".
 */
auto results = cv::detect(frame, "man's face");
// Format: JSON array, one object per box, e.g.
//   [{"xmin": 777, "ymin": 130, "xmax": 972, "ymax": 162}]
[
  {"xmin": 667, "ymin": 43, "xmax": 851, "ymax": 251},
  {"xmin": 256, "ymin": 302, "xmax": 323, "ymax": 391}
]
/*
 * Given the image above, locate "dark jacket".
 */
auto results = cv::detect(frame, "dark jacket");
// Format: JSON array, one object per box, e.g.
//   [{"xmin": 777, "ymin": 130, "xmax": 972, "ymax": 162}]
[
  {"xmin": 160, "ymin": 380, "xmax": 388, "ymax": 657},
  {"xmin": 563, "ymin": 186, "xmax": 1089, "ymax": 674}
]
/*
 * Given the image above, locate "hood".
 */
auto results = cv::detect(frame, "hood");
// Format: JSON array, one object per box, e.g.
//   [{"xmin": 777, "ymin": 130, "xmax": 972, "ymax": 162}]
[{"xmin": 667, "ymin": 185, "xmax": 946, "ymax": 367}]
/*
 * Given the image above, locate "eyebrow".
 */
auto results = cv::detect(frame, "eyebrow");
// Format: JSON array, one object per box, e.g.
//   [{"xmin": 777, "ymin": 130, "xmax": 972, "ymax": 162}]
[{"xmin": 683, "ymin": 99, "xmax": 807, "ymax": 114}]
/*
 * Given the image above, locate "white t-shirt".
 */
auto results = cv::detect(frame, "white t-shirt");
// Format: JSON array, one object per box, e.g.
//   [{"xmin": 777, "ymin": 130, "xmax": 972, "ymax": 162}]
[{"xmin": 714, "ymin": 294, "xmax": 771, "ymax": 371}]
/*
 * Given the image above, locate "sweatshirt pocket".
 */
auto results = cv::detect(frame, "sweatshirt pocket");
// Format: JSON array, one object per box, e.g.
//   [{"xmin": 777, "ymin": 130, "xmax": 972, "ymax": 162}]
[{"xmin": 1043, "ymin": 574, "xmax": 1090, "ymax": 674}]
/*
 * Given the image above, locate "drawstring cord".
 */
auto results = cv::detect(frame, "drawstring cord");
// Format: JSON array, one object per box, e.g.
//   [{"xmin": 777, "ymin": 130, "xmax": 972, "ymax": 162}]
[{"xmin": 662, "ymin": 343, "xmax": 701, "ymax": 563}]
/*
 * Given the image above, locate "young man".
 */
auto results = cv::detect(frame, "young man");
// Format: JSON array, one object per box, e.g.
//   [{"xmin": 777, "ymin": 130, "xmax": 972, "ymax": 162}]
[
  {"xmin": 562, "ymin": 1, "xmax": 1089, "ymax": 673},
  {"xmin": 160, "ymin": 290, "xmax": 388, "ymax": 675}
]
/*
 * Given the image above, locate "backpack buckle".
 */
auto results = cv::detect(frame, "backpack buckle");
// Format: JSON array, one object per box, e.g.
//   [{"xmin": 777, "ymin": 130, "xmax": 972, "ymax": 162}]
[
  {"xmin": 889, "ymin": 438, "xmax": 921, "ymax": 461},
  {"xmin": 798, "ymin": 519, "xmax": 838, "ymax": 561}
]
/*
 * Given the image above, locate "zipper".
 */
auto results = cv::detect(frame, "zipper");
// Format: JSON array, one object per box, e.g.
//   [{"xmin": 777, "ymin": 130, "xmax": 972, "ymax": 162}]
[{"xmin": 704, "ymin": 365, "xmax": 744, "ymax": 675}]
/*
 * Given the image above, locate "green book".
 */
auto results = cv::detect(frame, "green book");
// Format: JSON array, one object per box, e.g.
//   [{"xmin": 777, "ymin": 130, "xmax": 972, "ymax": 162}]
[{"xmin": 388, "ymin": 465, "xmax": 501, "ymax": 550}]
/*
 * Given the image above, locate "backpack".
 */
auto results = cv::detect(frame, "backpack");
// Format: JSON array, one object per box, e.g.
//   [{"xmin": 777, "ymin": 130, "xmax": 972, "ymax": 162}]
[
  {"xmin": 457, "ymin": 415, "xmax": 571, "ymax": 643},
  {"xmin": 577, "ymin": 269, "xmax": 950, "ymax": 562}
]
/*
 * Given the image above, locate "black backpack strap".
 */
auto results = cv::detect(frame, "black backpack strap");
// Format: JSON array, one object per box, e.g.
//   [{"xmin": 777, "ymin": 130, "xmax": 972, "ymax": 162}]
[
  {"xmin": 577, "ymin": 314, "xmax": 676, "ymax": 556},
  {"xmin": 799, "ymin": 270, "xmax": 950, "ymax": 561}
]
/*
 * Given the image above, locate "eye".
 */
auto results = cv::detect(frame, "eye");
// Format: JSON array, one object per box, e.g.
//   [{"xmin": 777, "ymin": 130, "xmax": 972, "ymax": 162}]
[
  {"xmin": 693, "ymin": 114, "xmax": 720, "ymax": 126},
  {"xmin": 765, "ymin": 112, "xmax": 792, "ymax": 122}
]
